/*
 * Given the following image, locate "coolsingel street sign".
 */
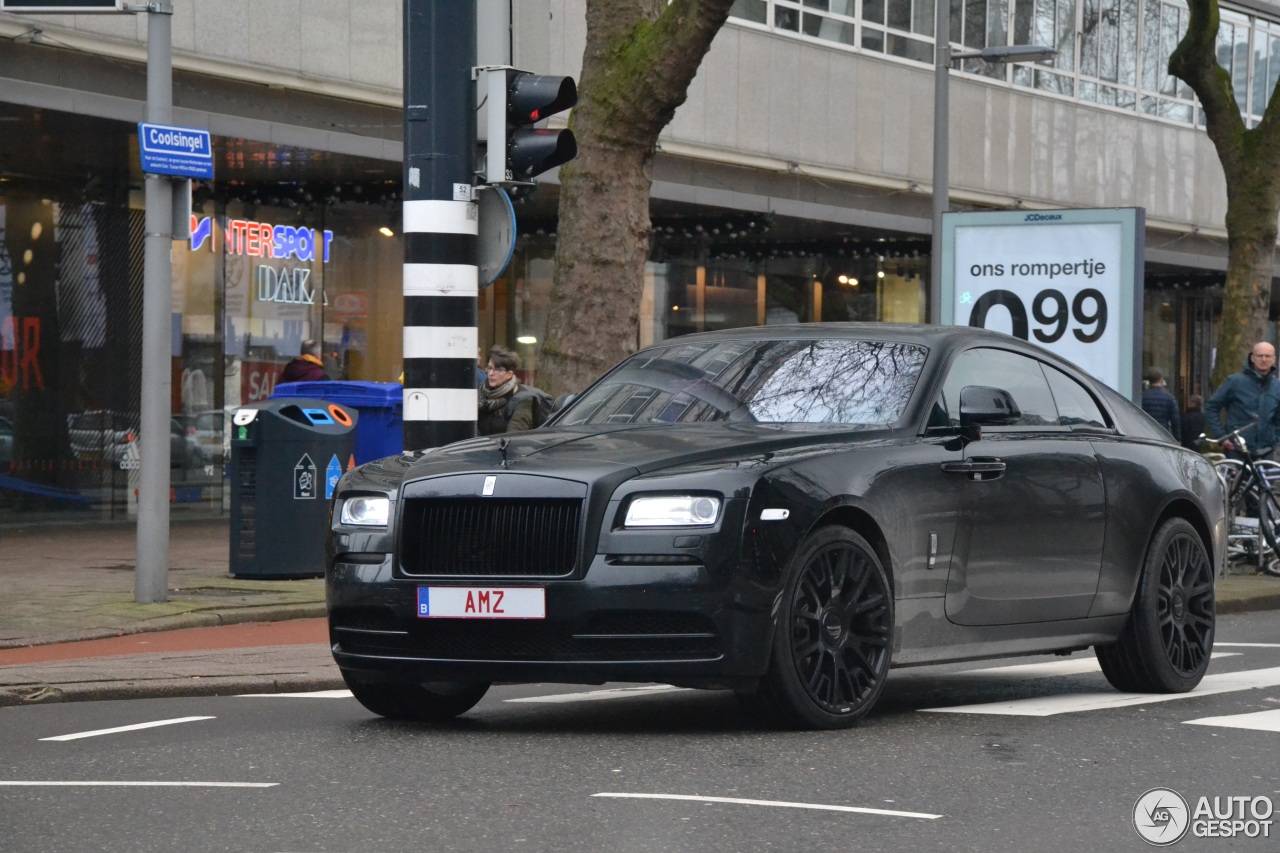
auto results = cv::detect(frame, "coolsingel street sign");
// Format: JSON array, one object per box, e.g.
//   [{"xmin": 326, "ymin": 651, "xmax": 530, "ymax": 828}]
[{"xmin": 137, "ymin": 122, "xmax": 214, "ymax": 180}]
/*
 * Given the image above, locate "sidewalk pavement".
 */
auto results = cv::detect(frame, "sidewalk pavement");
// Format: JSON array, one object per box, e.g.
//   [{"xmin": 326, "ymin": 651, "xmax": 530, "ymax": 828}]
[
  {"xmin": 2, "ymin": 517, "xmax": 1280, "ymax": 708},
  {"xmin": 0, "ymin": 518, "xmax": 342, "ymax": 707}
]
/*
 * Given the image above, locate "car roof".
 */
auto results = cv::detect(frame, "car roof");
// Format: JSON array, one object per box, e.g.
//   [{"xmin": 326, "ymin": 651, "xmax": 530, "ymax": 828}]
[{"xmin": 647, "ymin": 322, "xmax": 1031, "ymax": 355}]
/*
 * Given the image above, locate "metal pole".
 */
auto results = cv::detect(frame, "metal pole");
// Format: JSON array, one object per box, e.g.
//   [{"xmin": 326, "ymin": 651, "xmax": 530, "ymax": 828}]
[
  {"xmin": 401, "ymin": 0, "xmax": 479, "ymax": 451},
  {"xmin": 929, "ymin": 0, "xmax": 950, "ymax": 326},
  {"xmin": 136, "ymin": 2, "xmax": 174, "ymax": 603}
]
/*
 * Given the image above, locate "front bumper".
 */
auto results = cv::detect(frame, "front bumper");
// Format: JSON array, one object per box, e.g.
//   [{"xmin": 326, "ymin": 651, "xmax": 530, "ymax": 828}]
[{"xmin": 326, "ymin": 552, "xmax": 777, "ymax": 689}]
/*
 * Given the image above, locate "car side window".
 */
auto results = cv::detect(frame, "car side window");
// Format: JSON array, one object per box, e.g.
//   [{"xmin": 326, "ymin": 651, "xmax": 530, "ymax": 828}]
[
  {"xmin": 936, "ymin": 348, "xmax": 1060, "ymax": 429},
  {"xmin": 1043, "ymin": 364, "xmax": 1111, "ymax": 428}
]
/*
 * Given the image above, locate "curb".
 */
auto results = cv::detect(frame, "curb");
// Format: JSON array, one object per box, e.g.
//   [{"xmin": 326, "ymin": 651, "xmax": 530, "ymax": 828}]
[
  {"xmin": 1217, "ymin": 593, "xmax": 1280, "ymax": 614},
  {"xmin": 0, "ymin": 673, "xmax": 346, "ymax": 708}
]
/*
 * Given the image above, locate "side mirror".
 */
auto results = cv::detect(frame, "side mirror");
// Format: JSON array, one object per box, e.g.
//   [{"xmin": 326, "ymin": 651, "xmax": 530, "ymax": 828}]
[
  {"xmin": 959, "ymin": 386, "xmax": 1021, "ymax": 427},
  {"xmin": 552, "ymin": 392, "xmax": 576, "ymax": 412}
]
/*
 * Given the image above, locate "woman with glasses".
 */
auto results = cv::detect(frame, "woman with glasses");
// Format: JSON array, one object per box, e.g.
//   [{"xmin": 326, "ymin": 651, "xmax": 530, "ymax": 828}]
[{"xmin": 478, "ymin": 345, "xmax": 536, "ymax": 436}]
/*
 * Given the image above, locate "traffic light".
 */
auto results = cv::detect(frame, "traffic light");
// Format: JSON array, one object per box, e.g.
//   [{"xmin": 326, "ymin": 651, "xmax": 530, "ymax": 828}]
[{"xmin": 485, "ymin": 69, "xmax": 577, "ymax": 185}]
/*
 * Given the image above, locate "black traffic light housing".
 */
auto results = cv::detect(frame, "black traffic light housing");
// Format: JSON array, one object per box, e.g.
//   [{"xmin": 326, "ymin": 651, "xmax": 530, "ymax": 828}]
[{"xmin": 484, "ymin": 68, "xmax": 577, "ymax": 185}]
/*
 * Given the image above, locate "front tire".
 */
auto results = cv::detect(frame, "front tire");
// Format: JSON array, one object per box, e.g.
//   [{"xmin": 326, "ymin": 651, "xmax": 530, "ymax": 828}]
[
  {"xmin": 1096, "ymin": 517, "xmax": 1214, "ymax": 693},
  {"xmin": 750, "ymin": 526, "xmax": 893, "ymax": 730},
  {"xmin": 341, "ymin": 670, "xmax": 490, "ymax": 721}
]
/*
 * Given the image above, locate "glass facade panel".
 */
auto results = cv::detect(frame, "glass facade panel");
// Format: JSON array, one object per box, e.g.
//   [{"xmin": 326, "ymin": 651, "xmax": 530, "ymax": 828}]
[
  {"xmin": 887, "ymin": 0, "xmax": 912, "ymax": 30},
  {"xmin": 0, "ymin": 108, "xmax": 404, "ymax": 523},
  {"xmin": 727, "ymin": 0, "xmax": 1279, "ymax": 129},
  {"xmin": 987, "ymin": 0, "xmax": 1009, "ymax": 47},
  {"xmin": 804, "ymin": 14, "xmax": 857, "ymax": 43},
  {"xmin": 729, "ymin": 0, "xmax": 769, "ymax": 23}
]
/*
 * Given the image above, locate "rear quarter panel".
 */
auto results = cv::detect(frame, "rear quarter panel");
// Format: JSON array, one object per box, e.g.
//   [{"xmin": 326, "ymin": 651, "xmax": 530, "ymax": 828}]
[{"xmin": 1086, "ymin": 434, "xmax": 1225, "ymax": 616}]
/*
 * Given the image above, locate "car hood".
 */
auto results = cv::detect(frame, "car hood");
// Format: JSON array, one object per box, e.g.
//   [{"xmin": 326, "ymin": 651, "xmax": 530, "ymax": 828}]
[{"xmin": 395, "ymin": 422, "xmax": 893, "ymax": 482}]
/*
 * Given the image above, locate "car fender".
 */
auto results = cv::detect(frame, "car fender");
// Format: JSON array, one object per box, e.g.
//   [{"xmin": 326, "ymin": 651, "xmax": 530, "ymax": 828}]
[{"xmin": 1089, "ymin": 439, "xmax": 1225, "ymax": 616}]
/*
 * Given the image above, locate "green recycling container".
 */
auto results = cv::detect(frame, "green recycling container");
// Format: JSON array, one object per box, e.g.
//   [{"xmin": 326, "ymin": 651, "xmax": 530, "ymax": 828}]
[{"xmin": 229, "ymin": 398, "xmax": 358, "ymax": 578}]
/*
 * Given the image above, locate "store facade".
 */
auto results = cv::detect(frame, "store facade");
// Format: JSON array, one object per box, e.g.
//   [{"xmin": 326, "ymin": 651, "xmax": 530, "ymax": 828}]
[{"xmin": 2, "ymin": 0, "xmax": 1277, "ymax": 524}]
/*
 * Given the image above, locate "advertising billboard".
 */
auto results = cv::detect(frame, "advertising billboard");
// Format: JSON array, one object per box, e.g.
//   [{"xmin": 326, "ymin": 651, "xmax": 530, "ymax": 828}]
[{"xmin": 940, "ymin": 208, "xmax": 1144, "ymax": 400}]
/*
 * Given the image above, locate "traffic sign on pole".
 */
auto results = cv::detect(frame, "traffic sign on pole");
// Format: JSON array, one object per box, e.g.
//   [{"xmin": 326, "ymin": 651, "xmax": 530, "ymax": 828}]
[{"xmin": 137, "ymin": 122, "xmax": 214, "ymax": 179}]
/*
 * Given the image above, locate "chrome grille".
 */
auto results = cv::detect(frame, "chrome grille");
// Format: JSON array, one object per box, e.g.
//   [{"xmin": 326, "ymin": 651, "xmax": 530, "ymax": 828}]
[{"xmin": 399, "ymin": 498, "xmax": 581, "ymax": 577}]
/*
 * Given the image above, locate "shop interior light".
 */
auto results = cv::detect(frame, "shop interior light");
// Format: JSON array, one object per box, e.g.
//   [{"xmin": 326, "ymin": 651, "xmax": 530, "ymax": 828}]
[
  {"xmin": 516, "ymin": 335, "xmax": 538, "ymax": 344},
  {"xmin": 378, "ymin": 226, "xmax": 394, "ymax": 237}
]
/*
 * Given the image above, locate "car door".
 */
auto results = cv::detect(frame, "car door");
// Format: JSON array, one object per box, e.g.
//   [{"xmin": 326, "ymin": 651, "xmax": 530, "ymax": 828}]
[{"xmin": 938, "ymin": 348, "xmax": 1106, "ymax": 625}]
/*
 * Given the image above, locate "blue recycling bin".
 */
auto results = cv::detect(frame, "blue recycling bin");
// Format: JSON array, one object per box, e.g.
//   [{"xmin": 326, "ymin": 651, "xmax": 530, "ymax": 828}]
[{"xmin": 271, "ymin": 380, "xmax": 402, "ymax": 464}]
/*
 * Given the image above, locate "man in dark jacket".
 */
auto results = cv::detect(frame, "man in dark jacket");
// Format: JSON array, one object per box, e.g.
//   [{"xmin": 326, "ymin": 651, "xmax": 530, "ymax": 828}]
[
  {"xmin": 1141, "ymin": 368, "xmax": 1180, "ymax": 439},
  {"xmin": 279, "ymin": 339, "xmax": 329, "ymax": 384},
  {"xmin": 1206, "ymin": 342, "xmax": 1280, "ymax": 455}
]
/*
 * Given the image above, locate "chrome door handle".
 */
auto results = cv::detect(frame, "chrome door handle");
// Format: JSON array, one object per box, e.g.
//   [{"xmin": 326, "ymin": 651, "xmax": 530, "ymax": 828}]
[{"xmin": 940, "ymin": 458, "xmax": 1007, "ymax": 480}]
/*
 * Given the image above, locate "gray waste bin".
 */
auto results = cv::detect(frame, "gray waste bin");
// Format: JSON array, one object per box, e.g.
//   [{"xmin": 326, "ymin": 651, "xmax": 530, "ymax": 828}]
[{"xmin": 229, "ymin": 398, "xmax": 358, "ymax": 579}]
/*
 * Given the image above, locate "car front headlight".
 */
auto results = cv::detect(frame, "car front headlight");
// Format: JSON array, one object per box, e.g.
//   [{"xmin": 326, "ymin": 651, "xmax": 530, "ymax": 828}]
[
  {"xmin": 624, "ymin": 494, "xmax": 721, "ymax": 527},
  {"xmin": 340, "ymin": 495, "xmax": 390, "ymax": 527}
]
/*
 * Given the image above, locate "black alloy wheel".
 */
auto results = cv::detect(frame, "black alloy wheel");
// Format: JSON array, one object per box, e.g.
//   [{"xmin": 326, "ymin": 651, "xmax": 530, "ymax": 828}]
[
  {"xmin": 1096, "ymin": 517, "xmax": 1214, "ymax": 693},
  {"xmin": 752, "ymin": 526, "xmax": 893, "ymax": 729}
]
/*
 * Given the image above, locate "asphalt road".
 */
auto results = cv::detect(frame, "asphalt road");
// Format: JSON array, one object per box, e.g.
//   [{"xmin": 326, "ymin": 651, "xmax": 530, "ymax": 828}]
[{"xmin": 3, "ymin": 612, "xmax": 1279, "ymax": 853}]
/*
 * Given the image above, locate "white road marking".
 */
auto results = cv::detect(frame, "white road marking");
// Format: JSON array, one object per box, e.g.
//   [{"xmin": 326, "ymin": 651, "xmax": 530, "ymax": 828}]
[
  {"xmin": 504, "ymin": 685, "xmax": 689, "ymax": 704},
  {"xmin": 1184, "ymin": 709, "xmax": 1280, "ymax": 733},
  {"xmin": 236, "ymin": 690, "xmax": 354, "ymax": 698},
  {"xmin": 958, "ymin": 652, "xmax": 1238, "ymax": 679},
  {"xmin": 0, "ymin": 781, "xmax": 276, "ymax": 788},
  {"xmin": 920, "ymin": 666, "xmax": 1280, "ymax": 716},
  {"xmin": 1214, "ymin": 643, "xmax": 1280, "ymax": 648},
  {"xmin": 40, "ymin": 716, "xmax": 214, "ymax": 742},
  {"xmin": 591, "ymin": 792, "xmax": 942, "ymax": 820}
]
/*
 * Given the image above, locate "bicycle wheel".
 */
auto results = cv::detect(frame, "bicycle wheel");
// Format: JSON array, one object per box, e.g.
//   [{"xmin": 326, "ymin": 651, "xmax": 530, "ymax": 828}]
[
  {"xmin": 1259, "ymin": 487, "xmax": 1280, "ymax": 577},
  {"xmin": 1214, "ymin": 458, "xmax": 1245, "ymax": 486},
  {"xmin": 1215, "ymin": 459, "xmax": 1255, "ymax": 565},
  {"xmin": 1214, "ymin": 459, "xmax": 1247, "ymax": 514}
]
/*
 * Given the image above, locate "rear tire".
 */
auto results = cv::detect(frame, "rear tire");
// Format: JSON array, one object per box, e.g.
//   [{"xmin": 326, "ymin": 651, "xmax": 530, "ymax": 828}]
[
  {"xmin": 341, "ymin": 670, "xmax": 490, "ymax": 721},
  {"xmin": 1096, "ymin": 517, "xmax": 1214, "ymax": 693},
  {"xmin": 749, "ymin": 526, "xmax": 893, "ymax": 730}
]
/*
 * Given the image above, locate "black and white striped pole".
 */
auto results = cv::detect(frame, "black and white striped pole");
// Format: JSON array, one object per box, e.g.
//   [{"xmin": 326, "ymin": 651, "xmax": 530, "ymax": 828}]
[{"xmin": 402, "ymin": 0, "xmax": 478, "ymax": 450}]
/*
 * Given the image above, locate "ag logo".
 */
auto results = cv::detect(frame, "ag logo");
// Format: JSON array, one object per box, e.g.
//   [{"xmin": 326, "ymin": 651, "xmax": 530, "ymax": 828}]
[{"xmin": 1133, "ymin": 787, "xmax": 1190, "ymax": 845}]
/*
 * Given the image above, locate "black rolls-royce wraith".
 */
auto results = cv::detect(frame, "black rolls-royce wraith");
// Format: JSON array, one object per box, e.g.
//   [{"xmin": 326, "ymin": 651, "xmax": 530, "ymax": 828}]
[{"xmin": 327, "ymin": 323, "xmax": 1225, "ymax": 729}]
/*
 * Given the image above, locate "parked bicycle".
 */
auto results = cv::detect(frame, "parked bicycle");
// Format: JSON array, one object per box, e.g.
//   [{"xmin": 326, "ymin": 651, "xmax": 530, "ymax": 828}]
[{"xmin": 1202, "ymin": 421, "xmax": 1280, "ymax": 578}]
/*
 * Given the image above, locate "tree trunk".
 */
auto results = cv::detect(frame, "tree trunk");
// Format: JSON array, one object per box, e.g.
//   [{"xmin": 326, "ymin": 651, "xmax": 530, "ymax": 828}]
[
  {"xmin": 539, "ymin": 0, "xmax": 734, "ymax": 395},
  {"xmin": 1170, "ymin": 0, "xmax": 1280, "ymax": 387},
  {"xmin": 541, "ymin": 136, "xmax": 653, "ymax": 394},
  {"xmin": 1217, "ymin": 184, "xmax": 1280, "ymax": 386}
]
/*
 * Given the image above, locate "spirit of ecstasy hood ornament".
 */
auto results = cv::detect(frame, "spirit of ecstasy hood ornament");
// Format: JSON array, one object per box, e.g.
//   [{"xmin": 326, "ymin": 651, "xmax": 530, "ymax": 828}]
[{"xmin": 498, "ymin": 437, "xmax": 510, "ymax": 468}]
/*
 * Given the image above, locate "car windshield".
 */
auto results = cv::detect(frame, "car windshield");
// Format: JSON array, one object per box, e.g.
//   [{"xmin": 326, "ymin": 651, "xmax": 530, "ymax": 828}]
[{"xmin": 560, "ymin": 338, "xmax": 928, "ymax": 426}]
